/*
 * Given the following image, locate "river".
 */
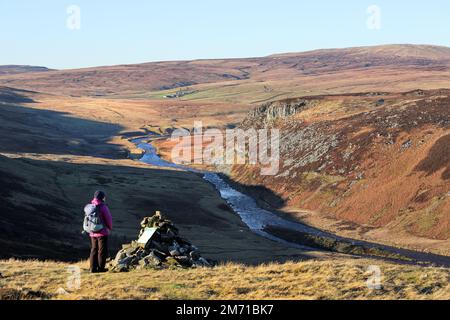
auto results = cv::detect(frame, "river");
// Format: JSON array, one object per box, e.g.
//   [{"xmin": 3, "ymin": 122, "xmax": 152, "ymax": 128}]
[{"xmin": 133, "ymin": 137, "xmax": 450, "ymax": 267}]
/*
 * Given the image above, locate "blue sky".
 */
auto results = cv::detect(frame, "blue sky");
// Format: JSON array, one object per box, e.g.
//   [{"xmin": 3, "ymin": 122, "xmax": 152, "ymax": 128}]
[{"xmin": 1, "ymin": 0, "xmax": 449, "ymax": 69}]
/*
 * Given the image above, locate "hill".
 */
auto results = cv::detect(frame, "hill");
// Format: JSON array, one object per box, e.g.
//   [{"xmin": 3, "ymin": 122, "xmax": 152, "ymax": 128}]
[
  {"xmin": 0, "ymin": 87, "xmax": 313, "ymax": 263},
  {"xmin": 0, "ymin": 65, "xmax": 52, "ymax": 76},
  {"xmin": 227, "ymin": 89, "xmax": 450, "ymax": 254},
  {"xmin": 0, "ymin": 44, "xmax": 449, "ymax": 101}
]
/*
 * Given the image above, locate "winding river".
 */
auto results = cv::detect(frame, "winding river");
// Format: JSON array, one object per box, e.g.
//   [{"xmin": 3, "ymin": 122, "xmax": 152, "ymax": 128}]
[
  {"xmin": 135, "ymin": 138, "xmax": 318, "ymax": 250},
  {"xmin": 133, "ymin": 137, "xmax": 450, "ymax": 267}
]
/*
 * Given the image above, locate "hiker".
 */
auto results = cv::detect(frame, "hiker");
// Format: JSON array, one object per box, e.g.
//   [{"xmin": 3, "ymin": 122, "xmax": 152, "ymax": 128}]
[{"xmin": 84, "ymin": 190, "xmax": 113, "ymax": 273}]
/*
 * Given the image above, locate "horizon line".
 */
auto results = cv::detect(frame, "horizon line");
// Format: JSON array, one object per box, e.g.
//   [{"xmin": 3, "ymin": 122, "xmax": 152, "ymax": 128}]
[{"xmin": 1, "ymin": 42, "xmax": 449, "ymax": 71}]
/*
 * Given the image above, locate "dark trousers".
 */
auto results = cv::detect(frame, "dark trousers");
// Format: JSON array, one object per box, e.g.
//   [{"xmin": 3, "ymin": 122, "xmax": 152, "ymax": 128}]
[{"xmin": 90, "ymin": 236, "xmax": 108, "ymax": 272}]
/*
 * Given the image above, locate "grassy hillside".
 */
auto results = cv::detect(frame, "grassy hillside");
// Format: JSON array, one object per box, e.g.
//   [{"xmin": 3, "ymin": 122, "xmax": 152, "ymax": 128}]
[
  {"xmin": 0, "ymin": 258, "xmax": 448, "ymax": 300},
  {"xmin": 1, "ymin": 45, "xmax": 450, "ymax": 103},
  {"xmin": 0, "ymin": 87, "xmax": 317, "ymax": 263},
  {"xmin": 229, "ymin": 89, "xmax": 450, "ymax": 254}
]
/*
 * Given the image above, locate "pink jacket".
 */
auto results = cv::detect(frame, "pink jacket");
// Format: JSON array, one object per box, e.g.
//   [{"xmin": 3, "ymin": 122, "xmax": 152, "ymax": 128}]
[{"xmin": 89, "ymin": 198, "xmax": 113, "ymax": 238}]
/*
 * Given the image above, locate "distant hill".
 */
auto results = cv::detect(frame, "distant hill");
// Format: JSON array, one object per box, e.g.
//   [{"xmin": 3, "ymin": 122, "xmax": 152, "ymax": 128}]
[
  {"xmin": 0, "ymin": 44, "xmax": 449, "ymax": 98},
  {"xmin": 270, "ymin": 44, "xmax": 450, "ymax": 60},
  {"xmin": 0, "ymin": 65, "xmax": 53, "ymax": 76}
]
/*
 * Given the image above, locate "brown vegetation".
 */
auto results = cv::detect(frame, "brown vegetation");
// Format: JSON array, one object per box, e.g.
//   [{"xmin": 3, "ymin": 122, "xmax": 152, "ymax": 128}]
[
  {"xmin": 230, "ymin": 90, "xmax": 450, "ymax": 254},
  {"xmin": 1, "ymin": 45, "xmax": 450, "ymax": 103},
  {"xmin": 0, "ymin": 259, "xmax": 448, "ymax": 300}
]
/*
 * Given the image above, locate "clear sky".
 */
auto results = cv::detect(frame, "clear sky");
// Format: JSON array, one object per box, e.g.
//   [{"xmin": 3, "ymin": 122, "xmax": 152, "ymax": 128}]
[{"xmin": 1, "ymin": 0, "xmax": 449, "ymax": 69}]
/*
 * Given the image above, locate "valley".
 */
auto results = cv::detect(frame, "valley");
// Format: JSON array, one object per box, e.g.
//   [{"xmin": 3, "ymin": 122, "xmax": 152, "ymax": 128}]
[{"xmin": 0, "ymin": 44, "xmax": 449, "ymax": 300}]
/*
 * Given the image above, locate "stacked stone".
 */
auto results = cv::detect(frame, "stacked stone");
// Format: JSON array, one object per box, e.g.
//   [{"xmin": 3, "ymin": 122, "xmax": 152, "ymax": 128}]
[{"xmin": 109, "ymin": 212, "xmax": 213, "ymax": 272}]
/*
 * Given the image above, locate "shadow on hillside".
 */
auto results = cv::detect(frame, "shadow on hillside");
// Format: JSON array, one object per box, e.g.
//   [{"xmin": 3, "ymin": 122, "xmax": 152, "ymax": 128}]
[
  {"xmin": 415, "ymin": 134, "xmax": 450, "ymax": 180},
  {"xmin": 0, "ymin": 101, "xmax": 125, "ymax": 159},
  {"xmin": 219, "ymin": 173, "xmax": 450, "ymax": 267},
  {"xmin": 0, "ymin": 87, "xmax": 37, "ymax": 104},
  {"xmin": 219, "ymin": 173, "xmax": 286, "ymax": 209},
  {"xmin": 0, "ymin": 156, "xmax": 318, "ymax": 265}
]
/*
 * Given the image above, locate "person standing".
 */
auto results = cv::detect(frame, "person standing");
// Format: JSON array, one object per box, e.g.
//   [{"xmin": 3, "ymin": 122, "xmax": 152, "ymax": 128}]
[{"xmin": 88, "ymin": 190, "xmax": 112, "ymax": 273}]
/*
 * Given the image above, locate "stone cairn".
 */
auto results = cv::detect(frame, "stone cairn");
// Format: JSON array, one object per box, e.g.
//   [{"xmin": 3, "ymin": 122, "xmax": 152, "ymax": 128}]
[{"xmin": 108, "ymin": 211, "xmax": 213, "ymax": 272}]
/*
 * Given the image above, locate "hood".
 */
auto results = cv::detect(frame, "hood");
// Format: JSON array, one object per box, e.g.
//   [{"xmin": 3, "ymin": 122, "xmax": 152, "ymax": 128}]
[{"xmin": 91, "ymin": 198, "xmax": 104, "ymax": 206}]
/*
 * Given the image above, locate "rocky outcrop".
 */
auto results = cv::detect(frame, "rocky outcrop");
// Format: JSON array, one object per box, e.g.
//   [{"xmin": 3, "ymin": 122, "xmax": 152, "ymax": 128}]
[{"xmin": 242, "ymin": 99, "xmax": 312, "ymax": 127}]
